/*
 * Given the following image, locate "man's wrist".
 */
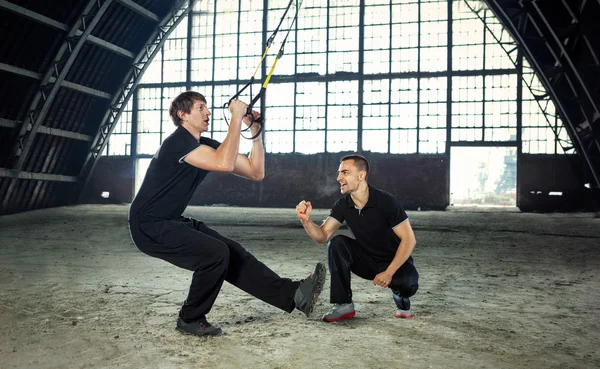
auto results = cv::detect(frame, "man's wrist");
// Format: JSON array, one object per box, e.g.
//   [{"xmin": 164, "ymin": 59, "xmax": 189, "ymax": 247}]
[{"xmin": 301, "ymin": 218, "xmax": 311, "ymax": 226}]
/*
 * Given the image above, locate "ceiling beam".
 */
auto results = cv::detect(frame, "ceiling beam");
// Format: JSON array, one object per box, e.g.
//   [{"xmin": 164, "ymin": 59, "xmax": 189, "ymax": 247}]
[
  {"xmin": 10, "ymin": 0, "xmax": 113, "ymax": 172},
  {"xmin": 60, "ymin": 79, "xmax": 112, "ymax": 99},
  {"xmin": 0, "ymin": 0, "xmax": 64, "ymax": 29},
  {"xmin": 0, "ymin": 118, "xmax": 93, "ymax": 141},
  {"xmin": 87, "ymin": 34, "xmax": 134, "ymax": 58},
  {"xmin": 0, "ymin": 62, "xmax": 39, "ymax": 79},
  {"xmin": 78, "ymin": 0, "xmax": 195, "ymax": 202},
  {"xmin": 115, "ymin": 0, "xmax": 159, "ymax": 21},
  {"xmin": 0, "ymin": 168, "xmax": 77, "ymax": 182},
  {"xmin": 0, "ymin": 62, "xmax": 111, "ymax": 99},
  {"xmin": 0, "ymin": 0, "xmax": 134, "ymax": 58}
]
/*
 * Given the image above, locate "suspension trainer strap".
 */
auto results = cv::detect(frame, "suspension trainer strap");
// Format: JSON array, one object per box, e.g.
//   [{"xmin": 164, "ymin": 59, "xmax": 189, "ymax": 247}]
[{"xmin": 223, "ymin": 0, "xmax": 302, "ymax": 140}]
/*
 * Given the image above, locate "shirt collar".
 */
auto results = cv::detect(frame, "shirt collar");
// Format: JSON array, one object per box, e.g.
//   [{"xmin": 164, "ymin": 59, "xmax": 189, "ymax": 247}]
[{"xmin": 345, "ymin": 185, "xmax": 377, "ymax": 209}]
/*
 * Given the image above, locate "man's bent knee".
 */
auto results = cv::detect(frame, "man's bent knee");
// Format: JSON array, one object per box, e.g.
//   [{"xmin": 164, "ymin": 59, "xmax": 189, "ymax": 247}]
[
  {"xmin": 392, "ymin": 284, "xmax": 418, "ymax": 298},
  {"xmin": 327, "ymin": 234, "xmax": 351, "ymax": 252},
  {"xmin": 192, "ymin": 243, "xmax": 230, "ymax": 272}
]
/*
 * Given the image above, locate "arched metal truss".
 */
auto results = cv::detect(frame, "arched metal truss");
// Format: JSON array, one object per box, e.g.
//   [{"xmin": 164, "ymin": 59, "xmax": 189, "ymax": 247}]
[
  {"xmin": 2, "ymin": 0, "xmax": 115, "ymax": 211},
  {"xmin": 0, "ymin": 0, "xmax": 196, "ymax": 214},
  {"xmin": 462, "ymin": 0, "xmax": 573, "ymax": 155},
  {"xmin": 76, "ymin": 0, "xmax": 200, "ymax": 199},
  {"xmin": 9, "ymin": 0, "xmax": 114, "ymax": 170},
  {"xmin": 482, "ymin": 0, "xmax": 600, "ymax": 189}
]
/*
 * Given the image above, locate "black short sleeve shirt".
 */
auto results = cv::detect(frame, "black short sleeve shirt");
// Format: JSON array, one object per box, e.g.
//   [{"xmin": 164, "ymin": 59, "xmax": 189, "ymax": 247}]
[
  {"xmin": 129, "ymin": 126, "xmax": 220, "ymax": 222},
  {"xmin": 329, "ymin": 185, "xmax": 409, "ymax": 260}
]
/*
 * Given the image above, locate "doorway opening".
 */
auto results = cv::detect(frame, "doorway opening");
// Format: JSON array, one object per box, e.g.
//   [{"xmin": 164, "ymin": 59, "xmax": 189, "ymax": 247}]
[{"xmin": 450, "ymin": 146, "xmax": 517, "ymax": 207}]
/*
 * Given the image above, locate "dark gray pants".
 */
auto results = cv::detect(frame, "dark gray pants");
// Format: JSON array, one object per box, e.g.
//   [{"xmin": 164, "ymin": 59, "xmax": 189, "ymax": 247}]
[
  {"xmin": 129, "ymin": 217, "xmax": 298, "ymax": 322},
  {"xmin": 327, "ymin": 234, "xmax": 419, "ymax": 303}
]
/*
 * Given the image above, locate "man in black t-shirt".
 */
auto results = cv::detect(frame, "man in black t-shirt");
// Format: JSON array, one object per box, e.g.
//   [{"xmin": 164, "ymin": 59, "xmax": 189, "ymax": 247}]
[
  {"xmin": 129, "ymin": 91, "xmax": 326, "ymax": 336},
  {"xmin": 295, "ymin": 154, "xmax": 419, "ymax": 322}
]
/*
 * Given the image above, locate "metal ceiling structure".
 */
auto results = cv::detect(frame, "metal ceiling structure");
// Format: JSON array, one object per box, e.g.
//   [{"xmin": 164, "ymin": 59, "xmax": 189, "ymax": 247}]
[
  {"xmin": 0, "ymin": 0, "xmax": 599, "ymax": 215},
  {"xmin": 479, "ymin": 0, "xmax": 600, "ymax": 188},
  {"xmin": 0, "ymin": 0, "xmax": 195, "ymax": 214}
]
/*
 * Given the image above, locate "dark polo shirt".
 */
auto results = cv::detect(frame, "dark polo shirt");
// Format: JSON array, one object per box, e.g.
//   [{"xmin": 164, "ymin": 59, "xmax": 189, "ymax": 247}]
[
  {"xmin": 329, "ymin": 185, "xmax": 411, "ymax": 261},
  {"xmin": 129, "ymin": 126, "xmax": 220, "ymax": 223}
]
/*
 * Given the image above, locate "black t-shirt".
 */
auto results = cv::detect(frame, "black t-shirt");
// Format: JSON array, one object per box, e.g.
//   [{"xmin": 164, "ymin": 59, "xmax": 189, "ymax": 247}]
[
  {"xmin": 129, "ymin": 126, "xmax": 220, "ymax": 222},
  {"xmin": 329, "ymin": 185, "xmax": 409, "ymax": 261}
]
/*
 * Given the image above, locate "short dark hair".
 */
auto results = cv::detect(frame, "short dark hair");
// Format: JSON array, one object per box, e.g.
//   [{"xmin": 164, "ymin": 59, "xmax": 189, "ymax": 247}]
[
  {"xmin": 341, "ymin": 154, "xmax": 369, "ymax": 176},
  {"xmin": 169, "ymin": 91, "xmax": 207, "ymax": 126}
]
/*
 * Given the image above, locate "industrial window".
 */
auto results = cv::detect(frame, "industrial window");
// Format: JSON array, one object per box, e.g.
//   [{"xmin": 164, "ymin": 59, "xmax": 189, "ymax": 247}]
[
  {"xmin": 137, "ymin": 88, "xmax": 162, "ymax": 155},
  {"xmin": 163, "ymin": 17, "xmax": 188, "ymax": 83},
  {"xmin": 390, "ymin": 78, "xmax": 418, "ymax": 154},
  {"xmin": 297, "ymin": 1, "xmax": 327, "ymax": 74},
  {"xmin": 419, "ymin": 0, "xmax": 448, "ymax": 72},
  {"xmin": 484, "ymin": 16, "xmax": 515, "ymax": 70},
  {"xmin": 104, "ymin": 99, "xmax": 132, "ymax": 156},
  {"xmin": 484, "ymin": 74, "xmax": 517, "ymax": 142},
  {"xmin": 452, "ymin": 4, "xmax": 484, "ymax": 71},
  {"xmin": 161, "ymin": 87, "xmax": 182, "ymax": 138},
  {"xmin": 327, "ymin": 80, "xmax": 358, "ymax": 152},
  {"xmin": 362, "ymin": 79, "xmax": 390, "ymax": 153},
  {"xmin": 105, "ymin": 0, "xmax": 566, "ymax": 160},
  {"xmin": 451, "ymin": 75, "xmax": 484, "ymax": 141},
  {"xmin": 419, "ymin": 77, "xmax": 447, "ymax": 153},
  {"xmin": 521, "ymin": 59, "xmax": 566, "ymax": 154},
  {"xmin": 364, "ymin": 2, "xmax": 390, "ymax": 74},
  {"xmin": 190, "ymin": 0, "xmax": 214, "ymax": 81},
  {"xmin": 294, "ymin": 81, "xmax": 326, "ymax": 154},
  {"xmin": 264, "ymin": 82, "xmax": 294, "ymax": 153},
  {"xmin": 328, "ymin": 1, "xmax": 359, "ymax": 74},
  {"xmin": 391, "ymin": 1, "xmax": 419, "ymax": 73}
]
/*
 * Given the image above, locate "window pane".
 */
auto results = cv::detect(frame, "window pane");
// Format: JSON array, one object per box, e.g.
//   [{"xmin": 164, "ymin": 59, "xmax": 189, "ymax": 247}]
[
  {"xmin": 327, "ymin": 130, "xmax": 357, "ymax": 153},
  {"xmin": 363, "ymin": 130, "xmax": 388, "ymax": 153},
  {"xmin": 390, "ymin": 129, "xmax": 417, "ymax": 154},
  {"xmin": 296, "ymin": 130, "xmax": 325, "ymax": 154},
  {"xmin": 266, "ymin": 131, "xmax": 293, "ymax": 153}
]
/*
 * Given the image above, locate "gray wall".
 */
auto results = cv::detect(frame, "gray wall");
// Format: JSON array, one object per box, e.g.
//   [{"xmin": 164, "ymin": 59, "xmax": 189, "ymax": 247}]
[
  {"xmin": 517, "ymin": 154, "xmax": 592, "ymax": 212},
  {"xmin": 81, "ymin": 152, "xmax": 448, "ymax": 210},
  {"xmin": 81, "ymin": 153, "xmax": 592, "ymax": 212}
]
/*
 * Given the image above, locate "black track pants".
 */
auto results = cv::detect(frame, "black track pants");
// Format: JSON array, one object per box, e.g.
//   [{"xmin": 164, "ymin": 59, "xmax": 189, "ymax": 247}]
[
  {"xmin": 129, "ymin": 217, "xmax": 299, "ymax": 322},
  {"xmin": 327, "ymin": 234, "xmax": 419, "ymax": 304}
]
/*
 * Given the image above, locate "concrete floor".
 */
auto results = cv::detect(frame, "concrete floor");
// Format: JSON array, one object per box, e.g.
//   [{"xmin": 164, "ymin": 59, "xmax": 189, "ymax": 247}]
[{"xmin": 0, "ymin": 204, "xmax": 599, "ymax": 369}]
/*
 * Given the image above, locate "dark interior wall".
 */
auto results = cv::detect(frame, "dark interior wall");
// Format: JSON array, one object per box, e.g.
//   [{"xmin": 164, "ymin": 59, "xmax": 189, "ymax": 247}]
[
  {"xmin": 82, "ymin": 153, "xmax": 595, "ymax": 212},
  {"xmin": 80, "ymin": 156, "xmax": 134, "ymax": 204},
  {"xmin": 517, "ymin": 154, "xmax": 591, "ymax": 212},
  {"xmin": 81, "ymin": 152, "xmax": 449, "ymax": 210},
  {"xmin": 194, "ymin": 152, "xmax": 449, "ymax": 210}
]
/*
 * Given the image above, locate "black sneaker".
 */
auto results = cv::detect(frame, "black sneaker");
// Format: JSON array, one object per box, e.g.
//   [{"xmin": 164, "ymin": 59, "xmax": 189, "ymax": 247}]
[
  {"xmin": 176, "ymin": 317, "xmax": 223, "ymax": 336},
  {"xmin": 392, "ymin": 290, "xmax": 413, "ymax": 319},
  {"xmin": 294, "ymin": 262, "xmax": 326, "ymax": 317}
]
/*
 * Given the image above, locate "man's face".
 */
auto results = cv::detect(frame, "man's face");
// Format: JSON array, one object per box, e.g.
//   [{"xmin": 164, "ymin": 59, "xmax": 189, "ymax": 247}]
[
  {"xmin": 336, "ymin": 160, "xmax": 364, "ymax": 194},
  {"xmin": 181, "ymin": 99, "xmax": 211, "ymax": 132}
]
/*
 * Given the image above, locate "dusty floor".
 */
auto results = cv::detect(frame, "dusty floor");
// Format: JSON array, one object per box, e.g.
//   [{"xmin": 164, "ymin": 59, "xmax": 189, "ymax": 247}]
[{"xmin": 0, "ymin": 204, "xmax": 599, "ymax": 369}]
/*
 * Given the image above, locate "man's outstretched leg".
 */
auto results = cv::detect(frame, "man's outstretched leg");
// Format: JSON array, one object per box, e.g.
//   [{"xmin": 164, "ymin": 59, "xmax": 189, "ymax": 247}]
[{"xmin": 191, "ymin": 220, "xmax": 326, "ymax": 317}]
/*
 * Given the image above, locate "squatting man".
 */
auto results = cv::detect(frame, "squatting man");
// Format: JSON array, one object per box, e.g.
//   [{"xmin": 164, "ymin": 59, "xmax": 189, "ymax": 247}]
[{"xmin": 295, "ymin": 154, "xmax": 419, "ymax": 322}]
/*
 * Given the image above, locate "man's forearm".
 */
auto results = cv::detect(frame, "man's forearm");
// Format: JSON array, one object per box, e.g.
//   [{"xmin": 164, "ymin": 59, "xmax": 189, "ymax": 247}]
[
  {"xmin": 215, "ymin": 117, "xmax": 242, "ymax": 170},
  {"xmin": 248, "ymin": 133, "xmax": 265, "ymax": 179},
  {"xmin": 386, "ymin": 240, "xmax": 415, "ymax": 274},
  {"xmin": 301, "ymin": 218, "xmax": 328, "ymax": 243}
]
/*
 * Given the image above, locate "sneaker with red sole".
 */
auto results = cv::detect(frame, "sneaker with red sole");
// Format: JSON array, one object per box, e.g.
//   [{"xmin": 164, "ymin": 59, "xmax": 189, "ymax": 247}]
[
  {"xmin": 392, "ymin": 290, "xmax": 413, "ymax": 319},
  {"xmin": 322, "ymin": 302, "xmax": 356, "ymax": 322}
]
